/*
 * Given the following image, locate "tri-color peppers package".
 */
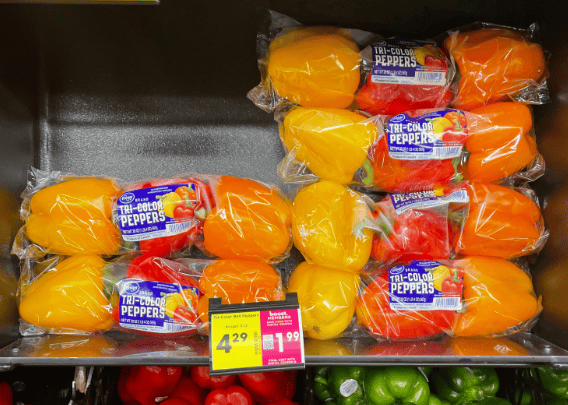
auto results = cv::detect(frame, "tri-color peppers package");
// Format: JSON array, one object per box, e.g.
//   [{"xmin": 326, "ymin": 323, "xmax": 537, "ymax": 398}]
[
  {"xmin": 357, "ymin": 39, "xmax": 455, "ymax": 116},
  {"xmin": 248, "ymin": 10, "xmax": 376, "ymax": 112},
  {"xmin": 355, "ymin": 258, "xmax": 542, "ymax": 340},
  {"xmin": 370, "ymin": 187, "xmax": 469, "ymax": 265},
  {"xmin": 277, "ymin": 105, "xmax": 544, "ymax": 192},
  {"xmin": 13, "ymin": 170, "xmax": 293, "ymax": 263},
  {"xmin": 443, "ymin": 22, "xmax": 549, "ymax": 110}
]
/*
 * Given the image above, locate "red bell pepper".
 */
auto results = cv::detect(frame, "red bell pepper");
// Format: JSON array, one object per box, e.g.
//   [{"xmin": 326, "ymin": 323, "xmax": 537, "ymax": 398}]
[
  {"xmin": 190, "ymin": 366, "xmax": 237, "ymax": 390},
  {"xmin": 368, "ymin": 136, "xmax": 459, "ymax": 193},
  {"xmin": 168, "ymin": 376, "xmax": 206, "ymax": 405},
  {"xmin": 134, "ymin": 178, "xmax": 214, "ymax": 257},
  {"xmin": 238, "ymin": 371, "xmax": 297, "ymax": 404},
  {"xmin": 0, "ymin": 383, "xmax": 13, "ymax": 405},
  {"xmin": 371, "ymin": 202, "xmax": 454, "ymax": 264},
  {"xmin": 205, "ymin": 386, "xmax": 253, "ymax": 405},
  {"xmin": 118, "ymin": 366, "xmax": 182, "ymax": 405},
  {"xmin": 112, "ymin": 256, "xmax": 200, "ymax": 334}
]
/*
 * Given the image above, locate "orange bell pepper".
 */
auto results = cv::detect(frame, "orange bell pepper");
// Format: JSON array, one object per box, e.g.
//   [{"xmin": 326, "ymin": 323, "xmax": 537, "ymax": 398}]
[
  {"xmin": 203, "ymin": 176, "xmax": 292, "ymax": 262},
  {"xmin": 464, "ymin": 102, "xmax": 538, "ymax": 183},
  {"xmin": 444, "ymin": 29, "xmax": 547, "ymax": 110},
  {"xmin": 466, "ymin": 102, "xmax": 533, "ymax": 152},
  {"xmin": 458, "ymin": 183, "xmax": 546, "ymax": 259},
  {"xmin": 452, "ymin": 256, "xmax": 542, "ymax": 337},
  {"xmin": 267, "ymin": 27, "xmax": 361, "ymax": 109},
  {"xmin": 197, "ymin": 259, "xmax": 284, "ymax": 330}
]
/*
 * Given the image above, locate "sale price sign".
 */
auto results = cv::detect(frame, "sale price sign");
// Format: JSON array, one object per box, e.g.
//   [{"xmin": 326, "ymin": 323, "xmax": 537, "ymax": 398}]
[{"xmin": 209, "ymin": 293, "xmax": 305, "ymax": 375}]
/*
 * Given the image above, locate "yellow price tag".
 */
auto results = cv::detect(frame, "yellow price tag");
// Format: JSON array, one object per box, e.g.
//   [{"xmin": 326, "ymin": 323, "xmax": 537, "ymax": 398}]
[{"xmin": 210, "ymin": 311, "xmax": 263, "ymax": 372}]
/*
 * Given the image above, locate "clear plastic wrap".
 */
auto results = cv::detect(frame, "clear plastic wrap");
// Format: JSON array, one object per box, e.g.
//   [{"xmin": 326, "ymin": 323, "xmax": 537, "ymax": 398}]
[
  {"xmin": 175, "ymin": 258, "xmax": 284, "ymax": 335},
  {"xmin": 12, "ymin": 168, "xmax": 128, "ymax": 259},
  {"xmin": 291, "ymin": 180, "xmax": 376, "ymax": 273},
  {"xmin": 442, "ymin": 22, "xmax": 550, "ymax": 110},
  {"xmin": 355, "ymin": 257, "xmax": 541, "ymax": 340},
  {"xmin": 370, "ymin": 187, "xmax": 469, "ymax": 265},
  {"xmin": 287, "ymin": 262, "xmax": 361, "ymax": 340},
  {"xmin": 356, "ymin": 260, "xmax": 463, "ymax": 340},
  {"xmin": 247, "ymin": 10, "xmax": 376, "ymax": 112},
  {"xmin": 357, "ymin": 39, "xmax": 455, "ymax": 116},
  {"xmin": 457, "ymin": 182, "xmax": 549, "ymax": 259}
]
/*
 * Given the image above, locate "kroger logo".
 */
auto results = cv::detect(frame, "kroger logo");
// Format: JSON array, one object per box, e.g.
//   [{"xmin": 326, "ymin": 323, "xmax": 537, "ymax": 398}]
[
  {"xmin": 123, "ymin": 281, "xmax": 140, "ymax": 295},
  {"xmin": 390, "ymin": 266, "xmax": 404, "ymax": 275},
  {"xmin": 119, "ymin": 192, "xmax": 136, "ymax": 204},
  {"xmin": 390, "ymin": 114, "xmax": 407, "ymax": 123},
  {"xmin": 375, "ymin": 40, "xmax": 386, "ymax": 46}
]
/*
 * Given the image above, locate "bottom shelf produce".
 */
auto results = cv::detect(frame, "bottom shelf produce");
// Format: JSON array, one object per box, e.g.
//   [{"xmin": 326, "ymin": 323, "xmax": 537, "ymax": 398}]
[{"xmin": 1, "ymin": 365, "xmax": 568, "ymax": 405}]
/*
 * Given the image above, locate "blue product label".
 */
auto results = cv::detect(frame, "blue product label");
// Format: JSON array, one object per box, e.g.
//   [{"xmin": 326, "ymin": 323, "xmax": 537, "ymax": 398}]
[
  {"xmin": 118, "ymin": 279, "xmax": 199, "ymax": 333},
  {"xmin": 371, "ymin": 39, "xmax": 447, "ymax": 85},
  {"xmin": 385, "ymin": 110, "xmax": 466, "ymax": 160},
  {"xmin": 116, "ymin": 183, "xmax": 203, "ymax": 242},
  {"xmin": 390, "ymin": 187, "xmax": 469, "ymax": 215},
  {"xmin": 389, "ymin": 261, "xmax": 462, "ymax": 311}
]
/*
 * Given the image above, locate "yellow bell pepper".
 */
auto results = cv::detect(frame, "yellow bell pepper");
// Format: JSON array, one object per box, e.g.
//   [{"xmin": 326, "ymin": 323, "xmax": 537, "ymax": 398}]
[
  {"xmin": 267, "ymin": 27, "xmax": 361, "ymax": 109},
  {"xmin": 26, "ymin": 214, "xmax": 121, "ymax": 256},
  {"xmin": 280, "ymin": 108, "xmax": 378, "ymax": 184},
  {"xmin": 26, "ymin": 178, "xmax": 122, "ymax": 255},
  {"xmin": 292, "ymin": 181, "xmax": 373, "ymax": 272},
  {"xmin": 19, "ymin": 254, "xmax": 115, "ymax": 333},
  {"xmin": 288, "ymin": 262, "xmax": 360, "ymax": 340},
  {"xmin": 30, "ymin": 178, "xmax": 121, "ymax": 220}
]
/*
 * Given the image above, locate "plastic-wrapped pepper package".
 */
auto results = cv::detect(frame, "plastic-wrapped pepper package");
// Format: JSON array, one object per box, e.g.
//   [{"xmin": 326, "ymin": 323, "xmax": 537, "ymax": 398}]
[
  {"xmin": 174, "ymin": 258, "xmax": 284, "ymax": 334},
  {"xmin": 370, "ymin": 187, "xmax": 469, "ymax": 265},
  {"xmin": 248, "ymin": 10, "xmax": 376, "ymax": 112},
  {"xmin": 357, "ymin": 39, "xmax": 455, "ymax": 116},
  {"xmin": 291, "ymin": 180, "xmax": 375, "ymax": 272},
  {"xmin": 287, "ymin": 262, "xmax": 360, "ymax": 340},
  {"xmin": 443, "ymin": 22, "xmax": 549, "ymax": 110},
  {"xmin": 457, "ymin": 182, "xmax": 548, "ymax": 259},
  {"xmin": 19, "ymin": 254, "xmax": 115, "ymax": 335},
  {"xmin": 13, "ymin": 168, "xmax": 126, "ymax": 259},
  {"xmin": 356, "ymin": 260, "xmax": 464, "ymax": 340}
]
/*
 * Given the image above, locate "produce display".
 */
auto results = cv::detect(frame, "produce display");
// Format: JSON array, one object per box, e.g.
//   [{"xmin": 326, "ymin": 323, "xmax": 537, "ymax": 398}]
[
  {"xmin": 9, "ymin": 10, "xmax": 555, "ymax": 398},
  {"xmin": 118, "ymin": 366, "xmax": 298, "ymax": 405}
]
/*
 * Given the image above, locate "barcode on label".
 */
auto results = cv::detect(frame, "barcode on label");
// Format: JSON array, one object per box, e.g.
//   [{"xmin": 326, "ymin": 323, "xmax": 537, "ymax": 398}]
[
  {"xmin": 165, "ymin": 221, "xmax": 192, "ymax": 234},
  {"xmin": 433, "ymin": 146, "xmax": 462, "ymax": 159},
  {"xmin": 416, "ymin": 72, "xmax": 444, "ymax": 84},
  {"xmin": 432, "ymin": 296, "xmax": 461, "ymax": 310},
  {"xmin": 263, "ymin": 334, "xmax": 274, "ymax": 350}
]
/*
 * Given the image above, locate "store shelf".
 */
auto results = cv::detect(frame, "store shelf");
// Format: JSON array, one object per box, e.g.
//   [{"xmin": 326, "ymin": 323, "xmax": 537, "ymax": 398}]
[{"xmin": 0, "ymin": 333, "xmax": 566, "ymax": 369}]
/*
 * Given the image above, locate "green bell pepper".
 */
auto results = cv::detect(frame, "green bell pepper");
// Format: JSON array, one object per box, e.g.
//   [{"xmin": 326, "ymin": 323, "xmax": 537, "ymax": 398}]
[
  {"xmin": 365, "ymin": 367, "xmax": 430, "ymax": 405},
  {"xmin": 548, "ymin": 399, "xmax": 568, "ymax": 405},
  {"xmin": 430, "ymin": 394, "xmax": 451, "ymax": 405},
  {"xmin": 535, "ymin": 368, "xmax": 568, "ymax": 400},
  {"xmin": 314, "ymin": 366, "xmax": 365, "ymax": 405},
  {"xmin": 313, "ymin": 366, "xmax": 430, "ymax": 405},
  {"xmin": 431, "ymin": 367, "xmax": 499, "ymax": 405},
  {"xmin": 513, "ymin": 389, "xmax": 532, "ymax": 405}
]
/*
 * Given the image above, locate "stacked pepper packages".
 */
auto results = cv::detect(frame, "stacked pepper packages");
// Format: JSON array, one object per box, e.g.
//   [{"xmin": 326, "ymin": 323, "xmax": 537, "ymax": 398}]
[{"xmin": 14, "ymin": 170, "xmax": 292, "ymax": 336}]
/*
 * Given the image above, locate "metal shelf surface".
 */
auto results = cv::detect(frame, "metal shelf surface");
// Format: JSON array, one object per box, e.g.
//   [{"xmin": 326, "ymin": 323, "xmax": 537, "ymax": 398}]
[{"xmin": 0, "ymin": 332, "xmax": 566, "ymax": 369}]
